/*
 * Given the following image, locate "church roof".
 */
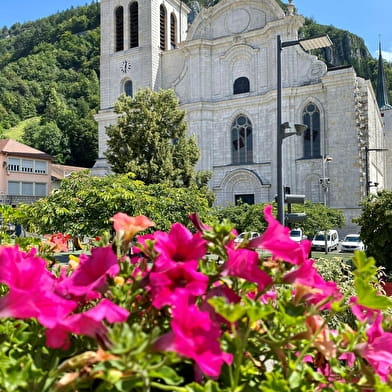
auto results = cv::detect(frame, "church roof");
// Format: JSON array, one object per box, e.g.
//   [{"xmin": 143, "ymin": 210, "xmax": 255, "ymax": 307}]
[{"xmin": 376, "ymin": 42, "xmax": 392, "ymax": 111}]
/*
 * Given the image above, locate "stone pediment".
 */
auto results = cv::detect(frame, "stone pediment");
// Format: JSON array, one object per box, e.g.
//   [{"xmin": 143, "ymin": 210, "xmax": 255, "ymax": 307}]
[{"xmin": 187, "ymin": 0, "xmax": 285, "ymax": 41}]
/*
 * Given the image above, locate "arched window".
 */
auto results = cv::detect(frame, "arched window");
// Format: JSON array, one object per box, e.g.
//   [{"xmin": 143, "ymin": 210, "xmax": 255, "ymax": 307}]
[
  {"xmin": 303, "ymin": 102, "xmax": 321, "ymax": 158},
  {"xmin": 231, "ymin": 115, "xmax": 253, "ymax": 164},
  {"xmin": 233, "ymin": 77, "xmax": 250, "ymax": 94},
  {"xmin": 129, "ymin": 2, "xmax": 139, "ymax": 48},
  {"xmin": 124, "ymin": 80, "xmax": 133, "ymax": 97},
  {"xmin": 160, "ymin": 5, "xmax": 167, "ymax": 50},
  {"xmin": 115, "ymin": 6, "xmax": 124, "ymax": 52},
  {"xmin": 170, "ymin": 13, "xmax": 177, "ymax": 49}
]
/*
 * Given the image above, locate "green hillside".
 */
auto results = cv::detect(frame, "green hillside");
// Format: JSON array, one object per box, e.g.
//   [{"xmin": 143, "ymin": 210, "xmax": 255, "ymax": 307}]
[{"xmin": 0, "ymin": 0, "xmax": 390, "ymax": 167}]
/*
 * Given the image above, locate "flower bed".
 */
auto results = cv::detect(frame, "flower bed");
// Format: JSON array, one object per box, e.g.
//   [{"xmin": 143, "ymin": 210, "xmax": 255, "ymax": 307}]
[{"xmin": 0, "ymin": 206, "xmax": 391, "ymax": 391}]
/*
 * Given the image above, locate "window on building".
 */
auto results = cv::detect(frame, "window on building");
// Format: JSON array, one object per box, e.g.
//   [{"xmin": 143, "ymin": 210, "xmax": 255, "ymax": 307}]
[
  {"xmin": 35, "ymin": 161, "xmax": 47, "ymax": 174},
  {"xmin": 170, "ymin": 13, "xmax": 177, "ymax": 49},
  {"xmin": 129, "ymin": 2, "xmax": 139, "ymax": 48},
  {"xmin": 235, "ymin": 194, "xmax": 255, "ymax": 205},
  {"xmin": 8, "ymin": 181, "xmax": 19, "ymax": 195},
  {"xmin": 21, "ymin": 159, "xmax": 33, "ymax": 173},
  {"xmin": 7, "ymin": 158, "xmax": 19, "ymax": 172},
  {"xmin": 115, "ymin": 6, "xmax": 124, "ymax": 52},
  {"xmin": 160, "ymin": 5, "xmax": 167, "ymax": 50},
  {"xmin": 22, "ymin": 182, "xmax": 34, "ymax": 196},
  {"xmin": 233, "ymin": 77, "xmax": 250, "ymax": 94},
  {"xmin": 124, "ymin": 80, "xmax": 133, "ymax": 97},
  {"xmin": 35, "ymin": 183, "xmax": 47, "ymax": 197},
  {"xmin": 303, "ymin": 103, "xmax": 321, "ymax": 158},
  {"xmin": 231, "ymin": 115, "xmax": 253, "ymax": 164}
]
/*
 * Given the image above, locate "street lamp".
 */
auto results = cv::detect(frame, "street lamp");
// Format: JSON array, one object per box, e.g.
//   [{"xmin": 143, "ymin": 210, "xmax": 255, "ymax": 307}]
[
  {"xmin": 364, "ymin": 146, "xmax": 388, "ymax": 196},
  {"xmin": 320, "ymin": 154, "xmax": 333, "ymax": 206},
  {"xmin": 276, "ymin": 34, "xmax": 333, "ymax": 224}
]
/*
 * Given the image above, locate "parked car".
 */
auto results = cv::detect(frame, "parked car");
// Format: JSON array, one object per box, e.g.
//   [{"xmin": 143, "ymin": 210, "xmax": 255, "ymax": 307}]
[
  {"xmin": 289, "ymin": 228, "xmax": 307, "ymax": 243},
  {"xmin": 234, "ymin": 231, "xmax": 260, "ymax": 244},
  {"xmin": 311, "ymin": 230, "xmax": 339, "ymax": 252},
  {"xmin": 340, "ymin": 234, "xmax": 365, "ymax": 252}
]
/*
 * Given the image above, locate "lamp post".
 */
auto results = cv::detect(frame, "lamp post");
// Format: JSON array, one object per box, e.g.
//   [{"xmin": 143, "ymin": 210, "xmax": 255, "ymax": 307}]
[
  {"xmin": 364, "ymin": 146, "xmax": 388, "ymax": 196},
  {"xmin": 321, "ymin": 155, "xmax": 333, "ymax": 206},
  {"xmin": 276, "ymin": 34, "xmax": 333, "ymax": 224}
]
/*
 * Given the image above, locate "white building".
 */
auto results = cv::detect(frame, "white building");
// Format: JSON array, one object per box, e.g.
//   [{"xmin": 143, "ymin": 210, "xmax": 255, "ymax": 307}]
[{"xmin": 94, "ymin": 0, "xmax": 387, "ymax": 234}]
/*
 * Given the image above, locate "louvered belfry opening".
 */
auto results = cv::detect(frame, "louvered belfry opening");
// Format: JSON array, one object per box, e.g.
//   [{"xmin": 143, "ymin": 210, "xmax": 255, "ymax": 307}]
[
  {"xmin": 115, "ymin": 6, "xmax": 124, "ymax": 52},
  {"xmin": 160, "ymin": 5, "xmax": 167, "ymax": 50},
  {"xmin": 170, "ymin": 13, "xmax": 177, "ymax": 49},
  {"xmin": 129, "ymin": 2, "xmax": 139, "ymax": 48}
]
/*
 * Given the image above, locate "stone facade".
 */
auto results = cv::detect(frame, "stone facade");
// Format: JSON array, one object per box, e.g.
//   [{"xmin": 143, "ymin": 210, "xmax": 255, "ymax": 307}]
[{"xmin": 94, "ymin": 0, "xmax": 386, "ymax": 235}]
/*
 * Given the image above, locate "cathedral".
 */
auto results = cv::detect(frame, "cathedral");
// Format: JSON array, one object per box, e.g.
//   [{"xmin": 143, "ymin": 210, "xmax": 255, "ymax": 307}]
[{"xmin": 94, "ymin": 0, "xmax": 390, "ymax": 234}]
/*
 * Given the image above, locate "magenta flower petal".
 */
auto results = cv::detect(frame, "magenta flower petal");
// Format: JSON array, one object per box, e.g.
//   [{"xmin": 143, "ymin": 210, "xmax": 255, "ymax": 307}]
[
  {"xmin": 225, "ymin": 247, "xmax": 272, "ymax": 292},
  {"xmin": 153, "ymin": 223, "xmax": 207, "ymax": 271},
  {"xmin": 250, "ymin": 205, "xmax": 310, "ymax": 265}
]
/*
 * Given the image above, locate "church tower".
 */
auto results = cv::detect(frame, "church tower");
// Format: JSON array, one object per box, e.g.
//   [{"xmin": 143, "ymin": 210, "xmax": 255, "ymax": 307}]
[{"xmin": 93, "ymin": 0, "xmax": 190, "ymax": 175}]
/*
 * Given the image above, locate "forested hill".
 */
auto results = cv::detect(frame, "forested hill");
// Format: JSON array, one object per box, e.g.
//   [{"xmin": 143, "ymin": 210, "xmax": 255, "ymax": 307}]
[{"xmin": 0, "ymin": 0, "xmax": 390, "ymax": 168}]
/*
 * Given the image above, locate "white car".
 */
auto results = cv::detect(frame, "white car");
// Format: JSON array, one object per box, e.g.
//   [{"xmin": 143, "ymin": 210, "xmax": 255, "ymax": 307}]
[
  {"xmin": 340, "ymin": 234, "xmax": 365, "ymax": 252},
  {"xmin": 234, "ymin": 231, "xmax": 260, "ymax": 243},
  {"xmin": 289, "ymin": 228, "xmax": 306, "ymax": 243}
]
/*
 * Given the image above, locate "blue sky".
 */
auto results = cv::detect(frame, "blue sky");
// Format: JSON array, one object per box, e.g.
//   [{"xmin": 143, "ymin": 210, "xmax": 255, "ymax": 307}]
[{"xmin": 1, "ymin": 0, "xmax": 391, "ymax": 60}]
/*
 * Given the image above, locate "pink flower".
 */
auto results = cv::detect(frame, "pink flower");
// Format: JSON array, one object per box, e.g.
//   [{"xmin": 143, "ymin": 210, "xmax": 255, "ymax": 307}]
[
  {"xmin": 149, "ymin": 262, "xmax": 209, "ymax": 309},
  {"xmin": 46, "ymin": 299, "xmax": 129, "ymax": 350},
  {"xmin": 0, "ymin": 246, "xmax": 77, "ymax": 327},
  {"xmin": 224, "ymin": 247, "xmax": 272, "ymax": 292},
  {"xmin": 283, "ymin": 259, "xmax": 342, "ymax": 309},
  {"xmin": 356, "ymin": 314, "xmax": 392, "ymax": 381},
  {"xmin": 350, "ymin": 296, "xmax": 381, "ymax": 322},
  {"xmin": 153, "ymin": 223, "xmax": 207, "ymax": 271},
  {"xmin": 56, "ymin": 246, "xmax": 119, "ymax": 299},
  {"xmin": 188, "ymin": 213, "xmax": 212, "ymax": 232},
  {"xmin": 154, "ymin": 291, "xmax": 232, "ymax": 377},
  {"xmin": 250, "ymin": 205, "xmax": 311, "ymax": 265}
]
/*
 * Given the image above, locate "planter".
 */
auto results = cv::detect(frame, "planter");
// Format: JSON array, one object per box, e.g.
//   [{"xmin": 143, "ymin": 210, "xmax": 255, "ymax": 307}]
[{"xmin": 382, "ymin": 281, "xmax": 392, "ymax": 296}]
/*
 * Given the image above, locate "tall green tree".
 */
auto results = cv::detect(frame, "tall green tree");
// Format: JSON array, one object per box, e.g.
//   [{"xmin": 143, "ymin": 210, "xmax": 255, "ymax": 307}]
[
  {"xmin": 354, "ymin": 190, "xmax": 392, "ymax": 275},
  {"xmin": 105, "ymin": 88, "xmax": 204, "ymax": 187}
]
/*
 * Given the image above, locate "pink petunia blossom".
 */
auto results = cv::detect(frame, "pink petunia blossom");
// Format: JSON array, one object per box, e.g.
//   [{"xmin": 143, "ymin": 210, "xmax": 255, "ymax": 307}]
[
  {"xmin": 249, "ymin": 205, "xmax": 311, "ymax": 265},
  {"xmin": 356, "ymin": 313, "xmax": 392, "ymax": 381},
  {"xmin": 349, "ymin": 296, "xmax": 381, "ymax": 323},
  {"xmin": 154, "ymin": 291, "xmax": 233, "ymax": 377},
  {"xmin": 224, "ymin": 247, "xmax": 273, "ymax": 292},
  {"xmin": 153, "ymin": 223, "xmax": 207, "ymax": 272},
  {"xmin": 0, "ymin": 246, "xmax": 77, "ymax": 327},
  {"xmin": 110, "ymin": 213, "xmax": 155, "ymax": 242},
  {"xmin": 149, "ymin": 262, "xmax": 209, "ymax": 309},
  {"xmin": 46, "ymin": 299, "xmax": 130, "ymax": 350},
  {"xmin": 56, "ymin": 246, "xmax": 120, "ymax": 299},
  {"xmin": 283, "ymin": 259, "xmax": 342, "ymax": 309}
]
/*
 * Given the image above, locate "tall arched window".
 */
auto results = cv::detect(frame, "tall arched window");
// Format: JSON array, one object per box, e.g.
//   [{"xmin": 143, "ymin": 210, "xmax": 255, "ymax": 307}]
[
  {"xmin": 303, "ymin": 102, "xmax": 321, "ymax": 158},
  {"xmin": 115, "ymin": 6, "xmax": 124, "ymax": 52},
  {"xmin": 231, "ymin": 115, "xmax": 253, "ymax": 164},
  {"xmin": 124, "ymin": 80, "xmax": 133, "ymax": 97},
  {"xmin": 170, "ymin": 13, "xmax": 177, "ymax": 49},
  {"xmin": 129, "ymin": 2, "xmax": 139, "ymax": 48},
  {"xmin": 233, "ymin": 77, "xmax": 250, "ymax": 94},
  {"xmin": 160, "ymin": 5, "xmax": 167, "ymax": 50}
]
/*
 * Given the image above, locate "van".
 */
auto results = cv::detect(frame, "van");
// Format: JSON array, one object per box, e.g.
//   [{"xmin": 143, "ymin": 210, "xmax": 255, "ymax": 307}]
[
  {"xmin": 311, "ymin": 230, "xmax": 339, "ymax": 252},
  {"xmin": 289, "ymin": 228, "xmax": 306, "ymax": 243}
]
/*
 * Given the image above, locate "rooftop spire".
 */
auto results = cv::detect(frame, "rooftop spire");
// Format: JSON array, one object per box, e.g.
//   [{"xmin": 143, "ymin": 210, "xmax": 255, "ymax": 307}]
[{"xmin": 376, "ymin": 41, "xmax": 392, "ymax": 110}]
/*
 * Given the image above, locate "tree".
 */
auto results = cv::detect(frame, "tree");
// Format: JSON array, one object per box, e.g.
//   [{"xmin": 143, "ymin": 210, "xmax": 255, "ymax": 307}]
[
  {"xmin": 105, "ymin": 89, "xmax": 205, "ymax": 187},
  {"xmin": 354, "ymin": 190, "xmax": 392, "ymax": 275},
  {"xmin": 19, "ymin": 171, "xmax": 212, "ymax": 237}
]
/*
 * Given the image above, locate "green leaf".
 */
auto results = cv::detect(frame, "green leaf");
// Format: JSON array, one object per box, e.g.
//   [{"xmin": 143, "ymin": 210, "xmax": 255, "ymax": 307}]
[
  {"xmin": 150, "ymin": 366, "xmax": 183, "ymax": 385},
  {"xmin": 208, "ymin": 297, "xmax": 246, "ymax": 323}
]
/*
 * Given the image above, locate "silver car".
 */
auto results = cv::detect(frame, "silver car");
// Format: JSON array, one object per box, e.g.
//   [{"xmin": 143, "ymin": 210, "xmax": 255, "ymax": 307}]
[{"xmin": 340, "ymin": 234, "xmax": 365, "ymax": 252}]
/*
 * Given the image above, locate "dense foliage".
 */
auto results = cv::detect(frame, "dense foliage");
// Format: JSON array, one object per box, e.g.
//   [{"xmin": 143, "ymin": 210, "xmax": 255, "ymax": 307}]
[
  {"xmin": 105, "ymin": 89, "xmax": 210, "ymax": 189},
  {"xmin": 18, "ymin": 171, "xmax": 212, "ymax": 237},
  {"xmin": 0, "ymin": 2, "xmax": 100, "ymax": 167},
  {"xmin": 354, "ymin": 190, "xmax": 392, "ymax": 276}
]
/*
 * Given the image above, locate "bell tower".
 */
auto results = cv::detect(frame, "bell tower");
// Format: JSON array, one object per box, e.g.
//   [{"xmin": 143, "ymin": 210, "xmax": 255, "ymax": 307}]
[{"xmin": 93, "ymin": 0, "xmax": 190, "ymax": 175}]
